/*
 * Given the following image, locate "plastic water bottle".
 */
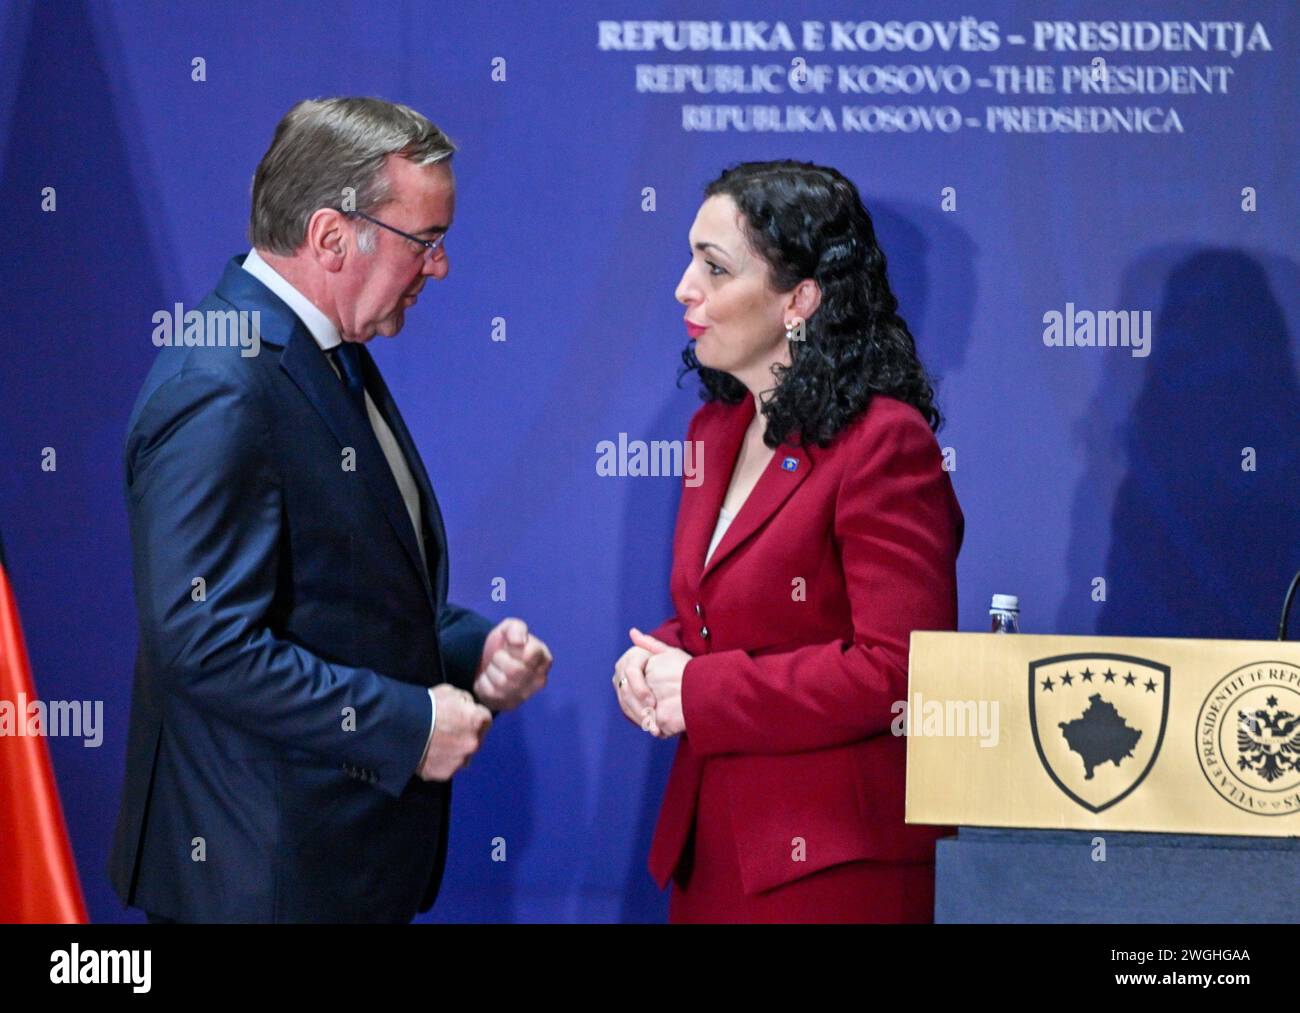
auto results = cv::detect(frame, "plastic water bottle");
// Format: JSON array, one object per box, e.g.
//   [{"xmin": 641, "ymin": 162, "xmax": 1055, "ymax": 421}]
[{"xmin": 990, "ymin": 594, "xmax": 1020, "ymax": 633}]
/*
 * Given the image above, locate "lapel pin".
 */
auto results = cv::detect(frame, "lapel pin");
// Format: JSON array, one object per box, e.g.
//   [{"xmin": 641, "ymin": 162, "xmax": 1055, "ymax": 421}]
[{"xmin": 781, "ymin": 456, "xmax": 799, "ymax": 472}]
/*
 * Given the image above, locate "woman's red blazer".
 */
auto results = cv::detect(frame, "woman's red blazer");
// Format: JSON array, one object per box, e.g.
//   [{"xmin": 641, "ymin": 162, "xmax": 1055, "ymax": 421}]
[{"xmin": 647, "ymin": 390, "xmax": 964, "ymax": 895}]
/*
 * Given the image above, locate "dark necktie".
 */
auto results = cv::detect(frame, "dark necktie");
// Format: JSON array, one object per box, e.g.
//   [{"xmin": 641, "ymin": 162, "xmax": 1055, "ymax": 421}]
[
  {"xmin": 330, "ymin": 342, "xmax": 368, "ymax": 414},
  {"xmin": 327, "ymin": 341, "xmax": 433, "ymax": 579}
]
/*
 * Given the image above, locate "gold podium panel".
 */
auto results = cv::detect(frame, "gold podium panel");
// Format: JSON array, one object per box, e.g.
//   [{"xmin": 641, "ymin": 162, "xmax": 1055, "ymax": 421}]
[{"xmin": 905, "ymin": 632, "xmax": 1300, "ymax": 835}]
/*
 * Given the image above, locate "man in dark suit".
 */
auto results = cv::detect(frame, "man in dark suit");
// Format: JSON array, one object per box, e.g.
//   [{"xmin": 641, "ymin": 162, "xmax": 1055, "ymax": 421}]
[{"xmin": 108, "ymin": 97, "xmax": 551, "ymax": 923}]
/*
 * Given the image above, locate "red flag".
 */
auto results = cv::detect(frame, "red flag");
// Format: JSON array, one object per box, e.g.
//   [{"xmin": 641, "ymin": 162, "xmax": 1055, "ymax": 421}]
[{"xmin": 0, "ymin": 548, "xmax": 88, "ymax": 923}]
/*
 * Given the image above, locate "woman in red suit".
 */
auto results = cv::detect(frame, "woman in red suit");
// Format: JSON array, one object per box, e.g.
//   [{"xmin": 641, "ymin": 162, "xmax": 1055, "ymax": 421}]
[{"xmin": 611, "ymin": 160, "xmax": 964, "ymax": 923}]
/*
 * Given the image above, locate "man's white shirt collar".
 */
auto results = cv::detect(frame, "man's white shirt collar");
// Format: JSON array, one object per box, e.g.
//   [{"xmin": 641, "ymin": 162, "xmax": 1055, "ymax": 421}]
[{"xmin": 242, "ymin": 247, "xmax": 341, "ymax": 351}]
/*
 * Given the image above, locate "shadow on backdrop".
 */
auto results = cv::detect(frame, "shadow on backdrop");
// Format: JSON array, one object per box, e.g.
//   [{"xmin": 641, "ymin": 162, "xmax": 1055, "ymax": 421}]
[{"xmin": 1058, "ymin": 247, "xmax": 1300, "ymax": 639}]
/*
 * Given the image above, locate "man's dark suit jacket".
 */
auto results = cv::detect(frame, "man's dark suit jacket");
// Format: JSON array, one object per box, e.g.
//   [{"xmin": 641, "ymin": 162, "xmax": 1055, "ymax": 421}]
[{"xmin": 108, "ymin": 254, "xmax": 492, "ymax": 922}]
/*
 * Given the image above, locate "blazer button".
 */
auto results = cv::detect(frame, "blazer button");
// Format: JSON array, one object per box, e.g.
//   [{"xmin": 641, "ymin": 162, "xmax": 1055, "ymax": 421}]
[
  {"xmin": 700, "ymin": 626, "xmax": 710, "ymax": 639},
  {"xmin": 694, "ymin": 603, "xmax": 702, "ymax": 616}
]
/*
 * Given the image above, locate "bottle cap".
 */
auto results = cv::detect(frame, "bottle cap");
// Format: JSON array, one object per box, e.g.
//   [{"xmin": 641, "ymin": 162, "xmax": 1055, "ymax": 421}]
[{"xmin": 990, "ymin": 594, "xmax": 1020, "ymax": 612}]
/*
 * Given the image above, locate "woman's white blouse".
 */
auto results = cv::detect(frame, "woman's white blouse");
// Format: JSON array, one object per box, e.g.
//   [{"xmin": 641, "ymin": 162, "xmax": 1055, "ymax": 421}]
[{"xmin": 704, "ymin": 504, "xmax": 736, "ymax": 567}]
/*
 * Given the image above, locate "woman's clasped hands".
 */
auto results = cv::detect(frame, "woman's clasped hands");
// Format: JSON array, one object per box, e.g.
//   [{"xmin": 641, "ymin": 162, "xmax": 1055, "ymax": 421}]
[{"xmin": 612, "ymin": 628, "xmax": 692, "ymax": 738}]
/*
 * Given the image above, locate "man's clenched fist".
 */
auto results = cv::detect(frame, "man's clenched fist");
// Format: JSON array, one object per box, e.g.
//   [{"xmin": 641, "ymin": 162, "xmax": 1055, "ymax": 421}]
[
  {"xmin": 473, "ymin": 617, "xmax": 551, "ymax": 712},
  {"xmin": 418, "ymin": 684, "xmax": 493, "ymax": 781}
]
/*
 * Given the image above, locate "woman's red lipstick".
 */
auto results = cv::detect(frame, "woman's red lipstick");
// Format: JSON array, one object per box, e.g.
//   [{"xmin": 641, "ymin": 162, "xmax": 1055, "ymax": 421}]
[{"xmin": 685, "ymin": 321, "xmax": 707, "ymax": 338}]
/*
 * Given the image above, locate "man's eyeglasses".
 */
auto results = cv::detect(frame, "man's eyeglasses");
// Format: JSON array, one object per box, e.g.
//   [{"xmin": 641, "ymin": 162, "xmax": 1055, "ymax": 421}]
[{"xmin": 347, "ymin": 210, "xmax": 447, "ymax": 260}]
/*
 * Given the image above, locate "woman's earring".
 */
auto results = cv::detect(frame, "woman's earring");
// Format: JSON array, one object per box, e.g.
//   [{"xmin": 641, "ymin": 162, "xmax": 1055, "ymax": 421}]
[{"xmin": 784, "ymin": 317, "xmax": 804, "ymax": 343}]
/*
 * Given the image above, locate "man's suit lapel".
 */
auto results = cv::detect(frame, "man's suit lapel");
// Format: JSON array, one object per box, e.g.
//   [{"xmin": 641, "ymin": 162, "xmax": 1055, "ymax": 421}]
[
  {"xmin": 278, "ymin": 328, "xmax": 438, "ymax": 611},
  {"xmin": 355, "ymin": 343, "xmax": 450, "ymax": 605},
  {"xmin": 214, "ymin": 254, "xmax": 442, "ymax": 612}
]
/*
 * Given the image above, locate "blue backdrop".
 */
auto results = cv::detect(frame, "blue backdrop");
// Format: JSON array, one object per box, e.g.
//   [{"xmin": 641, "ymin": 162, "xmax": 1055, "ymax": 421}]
[{"xmin": 1, "ymin": 0, "xmax": 1296, "ymax": 922}]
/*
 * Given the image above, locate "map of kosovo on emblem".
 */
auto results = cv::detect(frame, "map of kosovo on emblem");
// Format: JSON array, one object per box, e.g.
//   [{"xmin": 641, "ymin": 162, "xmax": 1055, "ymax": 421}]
[{"xmin": 1029, "ymin": 653, "xmax": 1170, "ymax": 813}]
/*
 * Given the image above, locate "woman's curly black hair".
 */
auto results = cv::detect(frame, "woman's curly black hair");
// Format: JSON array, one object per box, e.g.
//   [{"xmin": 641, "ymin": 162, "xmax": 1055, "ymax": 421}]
[{"xmin": 679, "ymin": 160, "xmax": 942, "ymax": 448}]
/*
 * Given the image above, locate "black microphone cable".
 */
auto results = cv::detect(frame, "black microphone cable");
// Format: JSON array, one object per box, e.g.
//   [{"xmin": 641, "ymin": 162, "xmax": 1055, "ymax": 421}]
[{"xmin": 1278, "ymin": 568, "xmax": 1300, "ymax": 640}]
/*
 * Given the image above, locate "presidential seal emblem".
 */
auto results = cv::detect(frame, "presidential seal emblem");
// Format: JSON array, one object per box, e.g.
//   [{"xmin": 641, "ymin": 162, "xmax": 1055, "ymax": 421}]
[
  {"xmin": 1196, "ymin": 661, "xmax": 1300, "ymax": 816},
  {"xmin": 1029, "ymin": 653, "xmax": 1169, "ymax": 813}
]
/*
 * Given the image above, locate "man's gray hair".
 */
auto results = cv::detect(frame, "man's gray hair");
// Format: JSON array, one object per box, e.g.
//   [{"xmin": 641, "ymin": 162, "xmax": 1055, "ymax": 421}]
[{"xmin": 248, "ymin": 96, "xmax": 456, "ymax": 256}]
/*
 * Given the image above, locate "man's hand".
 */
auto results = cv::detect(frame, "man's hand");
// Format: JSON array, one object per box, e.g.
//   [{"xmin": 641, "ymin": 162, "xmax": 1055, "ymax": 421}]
[
  {"xmin": 418, "ymin": 685, "xmax": 493, "ymax": 781},
  {"xmin": 473, "ymin": 618, "xmax": 551, "ymax": 712}
]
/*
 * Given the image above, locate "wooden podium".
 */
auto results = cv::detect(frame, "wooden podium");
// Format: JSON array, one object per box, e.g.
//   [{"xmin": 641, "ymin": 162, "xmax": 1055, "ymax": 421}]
[{"xmin": 906, "ymin": 632, "xmax": 1300, "ymax": 922}]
